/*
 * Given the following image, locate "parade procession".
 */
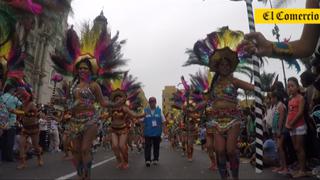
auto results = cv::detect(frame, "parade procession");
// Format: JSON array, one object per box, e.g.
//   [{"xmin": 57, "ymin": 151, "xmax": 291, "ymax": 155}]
[{"xmin": 0, "ymin": 0, "xmax": 320, "ymax": 179}]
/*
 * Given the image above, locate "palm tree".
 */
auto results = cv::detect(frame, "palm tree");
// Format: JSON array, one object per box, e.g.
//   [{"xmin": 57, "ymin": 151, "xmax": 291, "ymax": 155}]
[{"xmin": 260, "ymin": 71, "xmax": 276, "ymax": 92}]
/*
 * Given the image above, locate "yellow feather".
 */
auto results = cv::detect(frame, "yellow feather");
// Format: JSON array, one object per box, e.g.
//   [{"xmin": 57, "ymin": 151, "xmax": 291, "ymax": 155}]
[
  {"xmin": 207, "ymin": 70, "xmax": 213, "ymax": 86},
  {"xmin": 0, "ymin": 40, "xmax": 11, "ymax": 60},
  {"xmin": 111, "ymin": 79, "xmax": 122, "ymax": 90},
  {"xmin": 216, "ymin": 27, "xmax": 244, "ymax": 51},
  {"xmin": 80, "ymin": 22, "xmax": 100, "ymax": 56}
]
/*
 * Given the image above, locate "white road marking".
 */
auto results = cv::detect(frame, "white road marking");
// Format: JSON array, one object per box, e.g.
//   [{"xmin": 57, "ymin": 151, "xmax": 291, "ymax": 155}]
[{"xmin": 55, "ymin": 156, "xmax": 116, "ymax": 180}]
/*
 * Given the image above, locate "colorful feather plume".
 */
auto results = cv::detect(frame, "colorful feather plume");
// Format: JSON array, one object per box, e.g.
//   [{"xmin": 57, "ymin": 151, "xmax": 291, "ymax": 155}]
[
  {"xmin": 6, "ymin": 45, "xmax": 26, "ymax": 79},
  {"xmin": 66, "ymin": 26, "xmax": 81, "ymax": 61},
  {"xmin": 189, "ymin": 70, "xmax": 211, "ymax": 93},
  {"xmin": 51, "ymin": 14, "xmax": 126, "ymax": 79},
  {"xmin": 0, "ymin": 0, "xmax": 72, "ymax": 46},
  {"xmin": 184, "ymin": 26, "xmax": 246, "ymax": 68},
  {"xmin": 171, "ymin": 89, "xmax": 187, "ymax": 110},
  {"xmin": 189, "ymin": 70, "xmax": 213, "ymax": 103},
  {"xmin": 180, "ymin": 76, "xmax": 190, "ymax": 92},
  {"xmin": 101, "ymin": 72, "xmax": 143, "ymax": 111},
  {"xmin": 2, "ymin": 39, "xmax": 29, "ymax": 95},
  {"xmin": 172, "ymin": 76, "xmax": 192, "ymax": 109}
]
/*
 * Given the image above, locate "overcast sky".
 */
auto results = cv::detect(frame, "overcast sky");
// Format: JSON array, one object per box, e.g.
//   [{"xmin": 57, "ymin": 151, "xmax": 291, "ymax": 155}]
[{"xmin": 68, "ymin": 0, "xmax": 306, "ymax": 107}]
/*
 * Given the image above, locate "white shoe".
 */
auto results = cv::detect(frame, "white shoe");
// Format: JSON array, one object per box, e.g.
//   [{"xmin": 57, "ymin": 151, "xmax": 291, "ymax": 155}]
[
  {"xmin": 152, "ymin": 160, "xmax": 158, "ymax": 165},
  {"xmin": 145, "ymin": 161, "xmax": 151, "ymax": 167}
]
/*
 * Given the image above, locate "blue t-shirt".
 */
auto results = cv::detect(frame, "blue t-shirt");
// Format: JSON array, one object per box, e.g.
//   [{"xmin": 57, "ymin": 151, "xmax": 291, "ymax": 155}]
[
  {"xmin": 1, "ymin": 93, "xmax": 22, "ymax": 127},
  {"xmin": 263, "ymin": 138, "xmax": 277, "ymax": 160}
]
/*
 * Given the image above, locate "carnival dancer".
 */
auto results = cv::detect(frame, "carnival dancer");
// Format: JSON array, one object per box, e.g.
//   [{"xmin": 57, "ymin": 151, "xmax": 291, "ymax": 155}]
[
  {"xmin": 184, "ymin": 27, "xmax": 254, "ymax": 179},
  {"xmin": 127, "ymin": 121, "xmax": 134, "ymax": 152},
  {"xmin": 61, "ymin": 110, "xmax": 73, "ymax": 160},
  {"xmin": 172, "ymin": 78, "xmax": 201, "ymax": 162},
  {"xmin": 0, "ymin": 37, "xmax": 42, "ymax": 168},
  {"xmin": 53, "ymin": 56, "xmax": 122, "ymax": 179},
  {"xmin": 51, "ymin": 15, "xmax": 127, "ymax": 178},
  {"xmin": 166, "ymin": 114, "xmax": 176, "ymax": 151},
  {"xmin": 54, "ymin": 82, "xmax": 73, "ymax": 159},
  {"xmin": 129, "ymin": 119, "xmax": 143, "ymax": 152},
  {"xmin": 101, "ymin": 72, "xmax": 145, "ymax": 169},
  {"xmin": 190, "ymin": 71, "xmax": 217, "ymax": 170},
  {"xmin": 99, "ymin": 112, "xmax": 111, "ymax": 151},
  {"xmin": 15, "ymin": 83, "xmax": 43, "ymax": 169},
  {"xmin": 184, "ymin": 110, "xmax": 200, "ymax": 162},
  {"xmin": 172, "ymin": 90, "xmax": 188, "ymax": 156},
  {"xmin": 179, "ymin": 117, "xmax": 187, "ymax": 157}
]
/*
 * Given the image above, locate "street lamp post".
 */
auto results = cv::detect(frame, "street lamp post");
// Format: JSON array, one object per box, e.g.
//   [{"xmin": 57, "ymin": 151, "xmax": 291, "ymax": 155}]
[{"xmin": 230, "ymin": 0, "xmax": 264, "ymax": 173}]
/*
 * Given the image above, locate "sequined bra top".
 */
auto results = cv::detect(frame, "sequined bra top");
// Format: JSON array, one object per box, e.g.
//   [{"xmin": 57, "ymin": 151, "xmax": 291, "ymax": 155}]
[
  {"xmin": 212, "ymin": 77, "xmax": 238, "ymax": 103},
  {"xmin": 111, "ymin": 108, "xmax": 128, "ymax": 129},
  {"xmin": 73, "ymin": 86, "xmax": 96, "ymax": 107}
]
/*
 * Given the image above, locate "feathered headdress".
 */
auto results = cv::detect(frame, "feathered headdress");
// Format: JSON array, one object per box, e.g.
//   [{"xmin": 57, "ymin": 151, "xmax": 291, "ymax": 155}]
[
  {"xmin": 184, "ymin": 26, "xmax": 247, "ymax": 73},
  {"xmin": 189, "ymin": 70, "xmax": 213, "ymax": 102},
  {"xmin": 0, "ymin": 37, "xmax": 26, "ymax": 88},
  {"xmin": 0, "ymin": 8, "xmax": 16, "ymax": 47},
  {"xmin": 0, "ymin": 0, "xmax": 72, "ymax": 48},
  {"xmin": 1, "ymin": 38, "xmax": 32, "ymax": 102},
  {"xmin": 51, "ymin": 14, "xmax": 126, "ymax": 80},
  {"xmin": 172, "ymin": 76, "xmax": 193, "ymax": 110},
  {"xmin": 101, "ymin": 72, "xmax": 143, "ymax": 111}
]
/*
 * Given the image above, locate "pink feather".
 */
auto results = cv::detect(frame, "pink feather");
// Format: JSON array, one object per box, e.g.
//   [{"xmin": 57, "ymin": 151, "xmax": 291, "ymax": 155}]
[
  {"xmin": 7, "ymin": 0, "xmax": 43, "ymax": 15},
  {"xmin": 94, "ymin": 28, "xmax": 110, "ymax": 65},
  {"xmin": 7, "ymin": 71, "xmax": 24, "ymax": 79},
  {"xmin": 180, "ymin": 76, "xmax": 190, "ymax": 91},
  {"xmin": 51, "ymin": 73, "xmax": 63, "ymax": 83}
]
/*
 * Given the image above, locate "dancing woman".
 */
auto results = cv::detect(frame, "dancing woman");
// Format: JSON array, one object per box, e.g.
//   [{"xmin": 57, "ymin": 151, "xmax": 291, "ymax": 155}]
[
  {"xmin": 101, "ymin": 73, "xmax": 145, "ymax": 169},
  {"xmin": 0, "ymin": 36, "xmax": 41, "ymax": 169},
  {"xmin": 51, "ymin": 20, "xmax": 126, "ymax": 179},
  {"xmin": 173, "ymin": 78, "xmax": 201, "ymax": 162},
  {"xmin": 190, "ymin": 71, "xmax": 217, "ymax": 170},
  {"xmin": 68, "ymin": 56, "xmax": 121, "ymax": 178},
  {"xmin": 184, "ymin": 27, "xmax": 254, "ymax": 179},
  {"xmin": 15, "ymin": 84, "xmax": 43, "ymax": 169}
]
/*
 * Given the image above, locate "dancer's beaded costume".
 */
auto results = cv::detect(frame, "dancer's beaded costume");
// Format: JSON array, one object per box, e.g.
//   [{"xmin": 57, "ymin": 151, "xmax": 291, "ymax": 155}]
[
  {"xmin": 50, "ymin": 11, "xmax": 127, "ymax": 178},
  {"xmin": 184, "ymin": 27, "xmax": 253, "ymax": 179}
]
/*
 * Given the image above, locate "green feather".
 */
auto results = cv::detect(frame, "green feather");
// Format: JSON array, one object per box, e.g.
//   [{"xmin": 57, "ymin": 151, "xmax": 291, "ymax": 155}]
[{"xmin": 0, "ymin": 7, "xmax": 16, "ymax": 47}]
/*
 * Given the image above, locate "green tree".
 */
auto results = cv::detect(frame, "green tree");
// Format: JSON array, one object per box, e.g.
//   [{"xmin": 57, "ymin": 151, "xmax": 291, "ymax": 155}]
[{"xmin": 260, "ymin": 71, "xmax": 276, "ymax": 92}]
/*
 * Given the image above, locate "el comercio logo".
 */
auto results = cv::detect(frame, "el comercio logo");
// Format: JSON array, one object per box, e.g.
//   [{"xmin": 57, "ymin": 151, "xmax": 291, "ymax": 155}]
[{"xmin": 255, "ymin": 9, "xmax": 320, "ymax": 24}]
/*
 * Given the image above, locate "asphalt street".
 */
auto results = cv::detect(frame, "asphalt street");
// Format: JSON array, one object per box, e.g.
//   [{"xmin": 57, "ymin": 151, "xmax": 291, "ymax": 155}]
[{"xmin": 0, "ymin": 140, "xmax": 316, "ymax": 179}]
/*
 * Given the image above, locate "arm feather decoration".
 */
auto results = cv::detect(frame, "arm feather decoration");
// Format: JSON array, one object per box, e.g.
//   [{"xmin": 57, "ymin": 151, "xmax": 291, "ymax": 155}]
[{"xmin": 283, "ymin": 37, "xmax": 301, "ymax": 73}]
